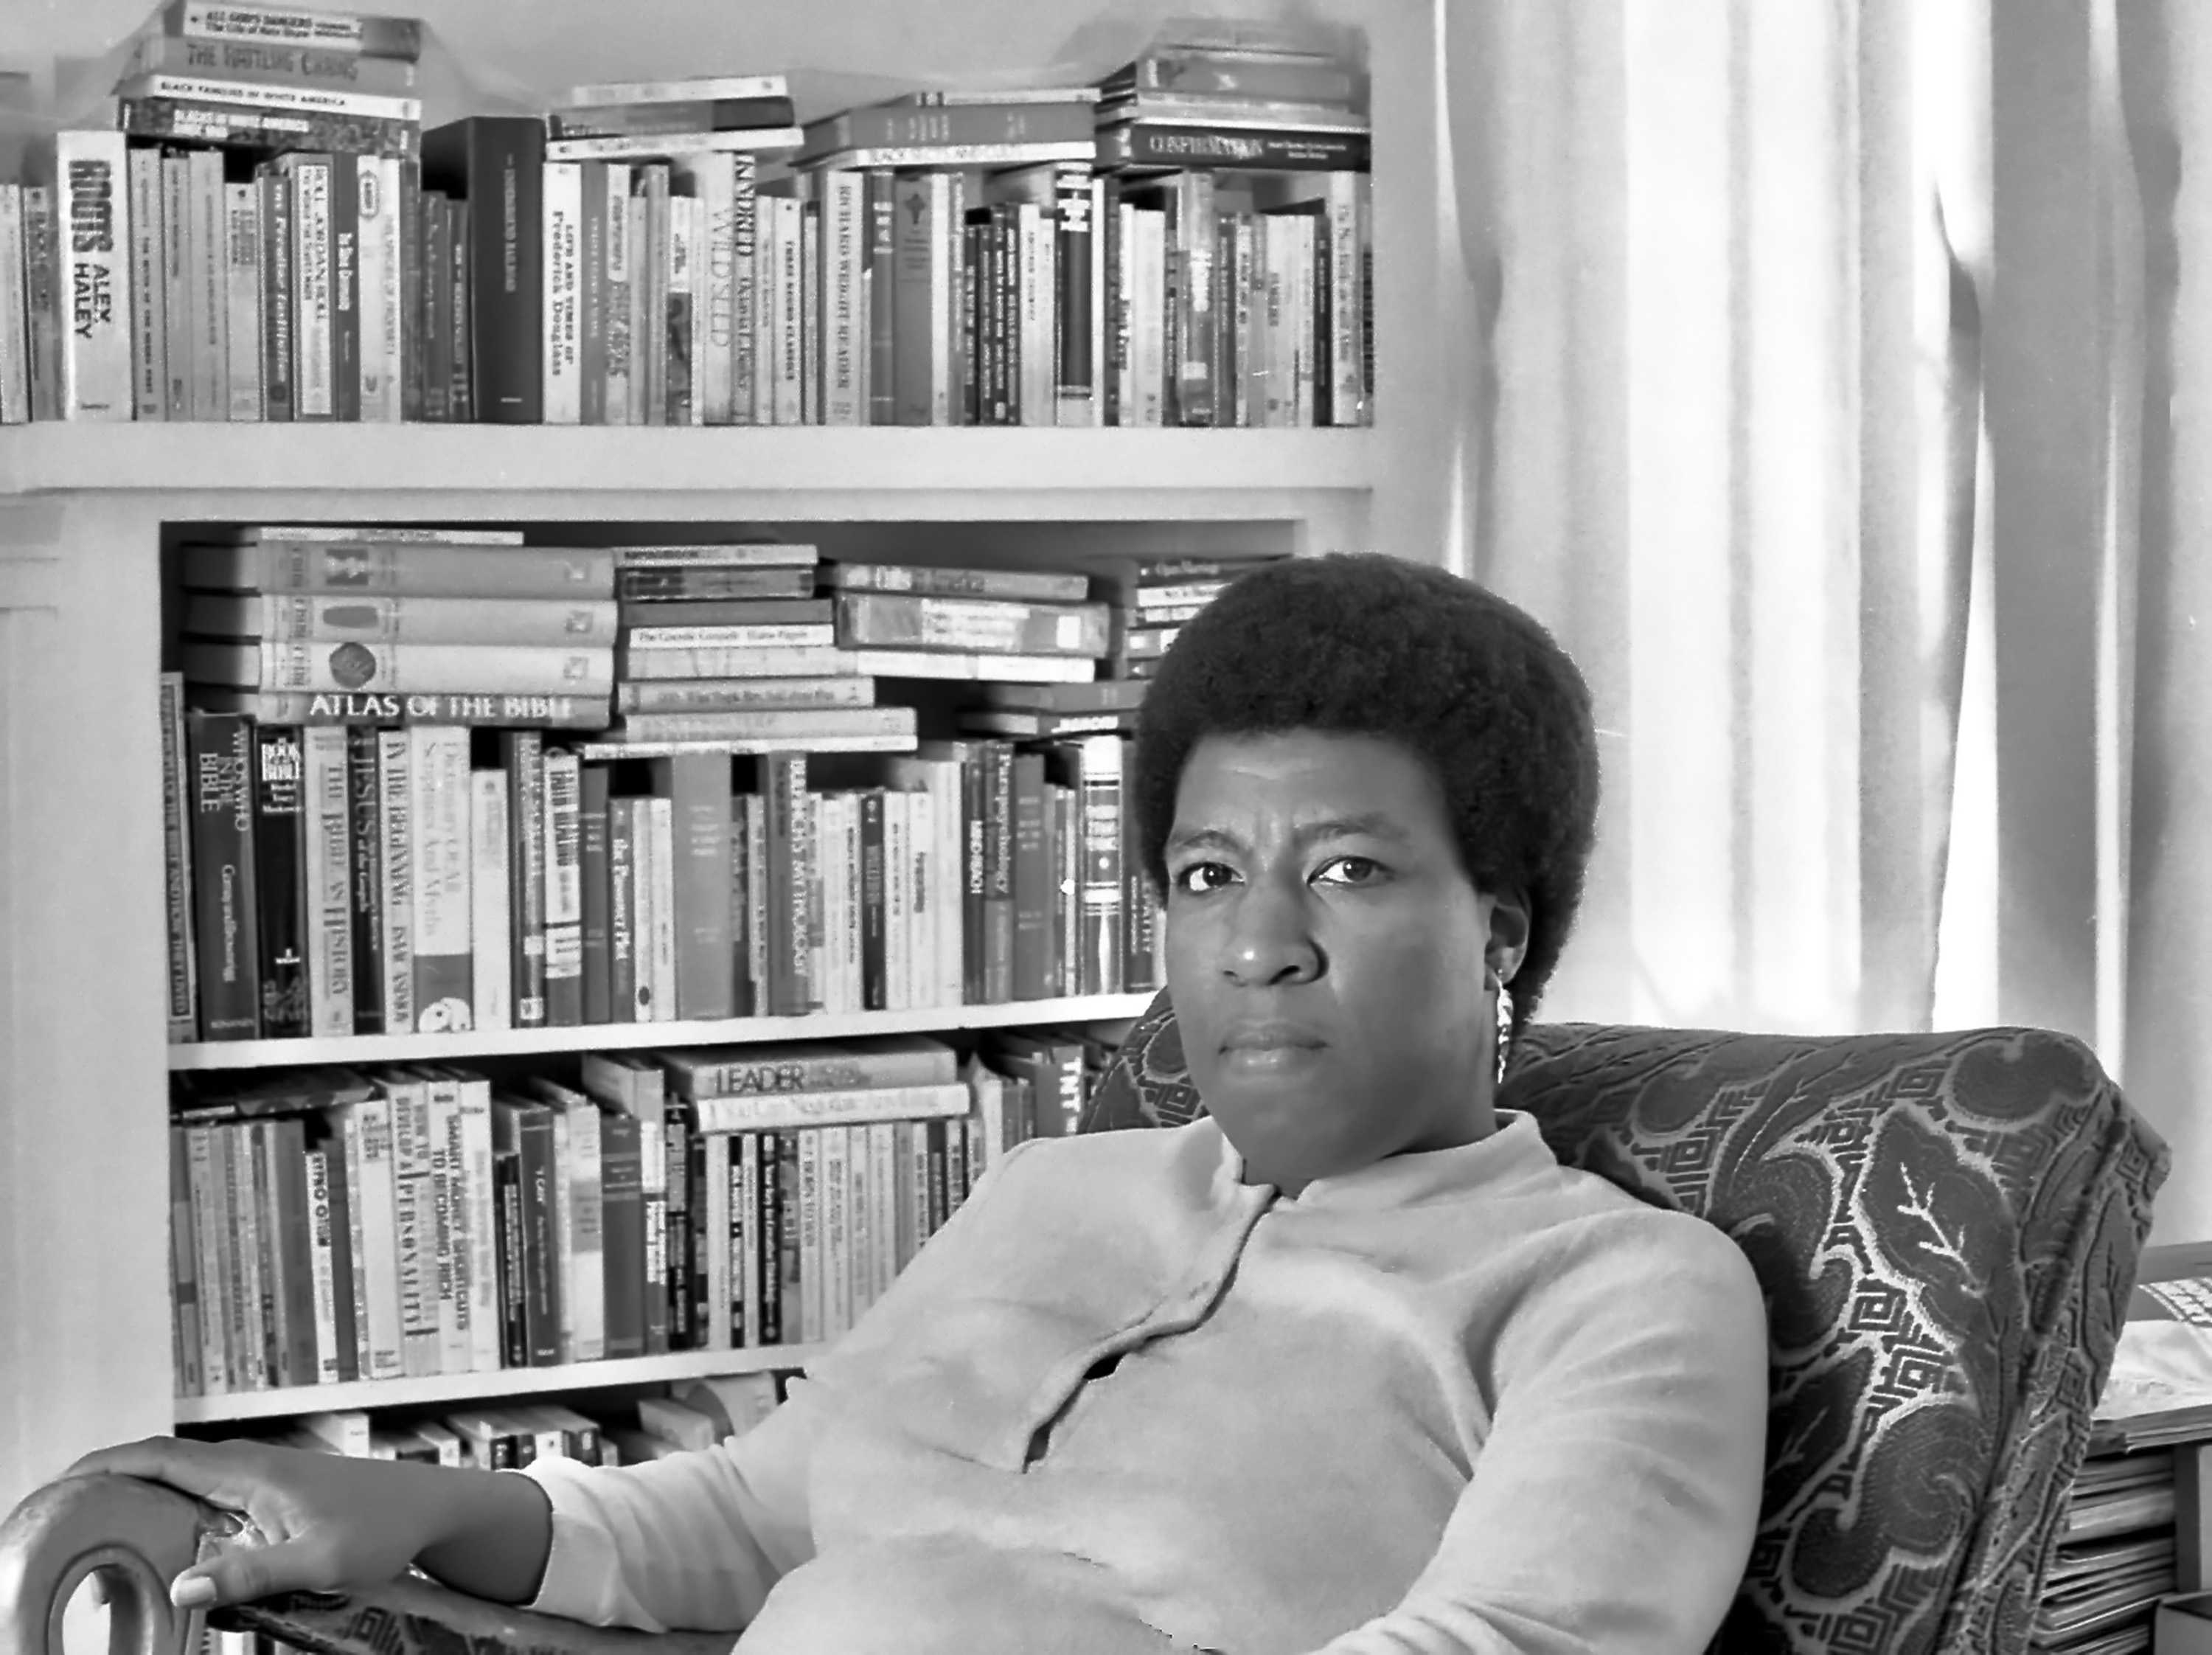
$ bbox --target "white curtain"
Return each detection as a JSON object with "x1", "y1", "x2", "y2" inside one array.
[{"x1": 1441, "y1": 0, "x2": 1983, "y2": 1038}]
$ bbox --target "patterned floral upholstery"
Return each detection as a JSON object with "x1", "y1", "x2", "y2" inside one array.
[{"x1": 1079, "y1": 996, "x2": 2170, "y2": 1655}]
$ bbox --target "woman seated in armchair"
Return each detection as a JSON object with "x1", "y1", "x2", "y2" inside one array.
[{"x1": 74, "y1": 552, "x2": 1770, "y2": 1654}]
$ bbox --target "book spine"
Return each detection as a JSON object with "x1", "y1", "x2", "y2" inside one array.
[
  {"x1": 665, "y1": 193, "x2": 696, "y2": 426},
  {"x1": 655, "y1": 753, "x2": 735, "y2": 1020},
  {"x1": 458, "y1": 1082, "x2": 501, "y2": 1372},
  {"x1": 353, "y1": 1097, "x2": 403, "y2": 1380},
  {"x1": 258, "y1": 164, "x2": 296, "y2": 421},
  {"x1": 318, "y1": 1115, "x2": 359, "y2": 1381},
  {"x1": 576, "y1": 161, "x2": 605, "y2": 424},
  {"x1": 0, "y1": 190, "x2": 39, "y2": 422},
  {"x1": 504, "y1": 731, "x2": 547, "y2": 1027},
  {"x1": 1103, "y1": 123, "x2": 1370, "y2": 172},
  {"x1": 860, "y1": 789, "x2": 887, "y2": 1010},
  {"x1": 448, "y1": 196, "x2": 471, "y2": 418},
  {"x1": 701, "y1": 157, "x2": 745, "y2": 423},
  {"x1": 820, "y1": 168, "x2": 861, "y2": 425},
  {"x1": 864, "y1": 170, "x2": 896, "y2": 424},
  {"x1": 114, "y1": 95, "x2": 419, "y2": 157},
  {"x1": 580, "y1": 763, "x2": 611, "y2": 1024},
  {"x1": 800, "y1": 192, "x2": 821, "y2": 426},
  {"x1": 223, "y1": 180, "x2": 264, "y2": 418},
  {"x1": 421, "y1": 187, "x2": 450, "y2": 419},
  {"x1": 830, "y1": 591, "x2": 1106, "y2": 657},
  {"x1": 216, "y1": 639, "x2": 613, "y2": 695},
  {"x1": 185, "y1": 1127, "x2": 229, "y2": 1392},
  {"x1": 600, "y1": 162, "x2": 632, "y2": 424},
  {"x1": 166, "y1": 1, "x2": 425, "y2": 61},
  {"x1": 160, "y1": 675, "x2": 199, "y2": 1041},
  {"x1": 932, "y1": 171, "x2": 960, "y2": 426},
  {"x1": 982, "y1": 743, "x2": 1014, "y2": 1005},
  {"x1": 329, "y1": 156, "x2": 360, "y2": 420},
  {"x1": 541, "y1": 159, "x2": 582, "y2": 424},
  {"x1": 344, "y1": 726, "x2": 383, "y2": 1032},
  {"x1": 375, "y1": 728, "x2": 415, "y2": 1033},
  {"x1": 636, "y1": 164, "x2": 667, "y2": 424},
  {"x1": 541, "y1": 746, "x2": 584, "y2": 1026},
  {"x1": 444, "y1": 117, "x2": 543, "y2": 423},
  {"x1": 51, "y1": 131, "x2": 134, "y2": 419},
  {"x1": 607, "y1": 797, "x2": 639, "y2": 1023},
  {"x1": 1077, "y1": 736, "x2": 1125, "y2": 995},
  {"x1": 645, "y1": 797, "x2": 679, "y2": 1021},
  {"x1": 467, "y1": 767, "x2": 513, "y2": 1031},
  {"x1": 286, "y1": 154, "x2": 336, "y2": 419},
  {"x1": 160, "y1": 153, "x2": 190, "y2": 417},
  {"x1": 426, "y1": 1080, "x2": 466, "y2": 1373},
  {"x1": 1055, "y1": 167, "x2": 1093, "y2": 425},
  {"x1": 276, "y1": 1120, "x2": 320, "y2": 1387},
  {"x1": 188, "y1": 149, "x2": 226, "y2": 420},
  {"x1": 131, "y1": 32, "x2": 420, "y2": 91},
  {"x1": 125, "y1": 150, "x2": 164, "y2": 420},
  {"x1": 251, "y1": 726, "x2": 310, "y2": 1038},
  {"x1": 21, "y1": 184, "x2": 62, "y2": 422},
  {"x1": 762, "y1": 754, "x2": 811, "y2": 1016},
  {"x1": 363, "y1": 153, "x2": 403, "y2": 420},
  {"x1": 302, "y1": 724, "x2": 355, "y2": 1038},
  {"x1": 773, "y1": 196, "x2": 802, "y2": 425},
  {"x1": 599, "y1": 1111, "x2": 644, "y2": 1359},
  {"x1": 408, "y1": 725, "x2": 475, "y2": 1030},
  {"x1": 1020, "y1": 201, "x2": 1051, "y2": 428},
  {"x1": 168, "y1": 1125, "x2": 202, "y2": 1397},
  {"x1": 388, "y1": 1081, "x2": 438, "y2": 1375},
  {"x1": 890, "y1": 173, "x2": 931, "y2": 426}
]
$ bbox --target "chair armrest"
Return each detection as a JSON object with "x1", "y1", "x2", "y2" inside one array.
[{"x1": 1, "y1": 1474, "x2": 732, "y2": 1655}]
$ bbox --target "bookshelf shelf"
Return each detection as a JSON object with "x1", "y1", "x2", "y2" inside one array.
[
  {"x1": 167, "y1": 991, "x2": 1158, "y2": 1071},
  {"x1": 0, "y1": 423, "x2": 1380, "y2": 507},
  {"x1": 173, "y1": 1344, "x2": 827, "y2": 1426}
]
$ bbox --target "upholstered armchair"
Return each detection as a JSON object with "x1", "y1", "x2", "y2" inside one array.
[{"x1": 0, "y1": 1007, "x2": 2168, "y2": 1655}]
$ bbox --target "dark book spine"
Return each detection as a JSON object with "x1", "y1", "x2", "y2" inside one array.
[
  {"x1": 1104, "y1": 123, "x2": 1370, "y2": 172},
  {"x1": 494, "y1": 1142, "x2": 526, "y2": 1367},
  {"x1": 891, "y1": 174, "x2": 931, "y2": 426},
  {"x1": 423, "y1": 190, "x2": 453, "y2": 420},
  {"x1": 1214, "y1": 212, "x2": 1238, "y2": 428},
  {"x1": 1009, "y1": 752, "x2": 1050, "y2": 999},
  {"x1": 961, "y1": 215, "x2": 981, "y2": 426},
  {"x1": 757, "y1": 1128, "x2": 783, "y2": 1347},
  {"x1": 516, "y1": 1108, "x2": 561, "y2": 1365},
  {"x1": 258, "y1": 165, "x2": 295, "y2": 422},
  {"x1": 579, "y1": 763, "x2": 611, "y2": 1024},
  {"x1": 663, "y1": 1111, "x2": 691, "y2": 1348},
  {"x1": 578, "y1": 161, "x2": 607, "y2": 426},
  {"x1": 662, "y1": 752, "x2": 735, "y2": 1020},
  {"x1": 317, "y1": 1114, "x2": 360, "y2": 1382},
  {"x1": 607, "y1": 795, "x2": 639, "y2": 1022},
  {"x1": 251, "y1": 726, "x2": 309, "y2": 1038},
  {"x1": 421, "y1": 117, "x2": 544, "y2": 422},
  {"x1": 1052, "y1": 785, "x2": 1077, "y2": 997},
  {"x1": 329, "y1": 154, "x2": 361, "y2": 423},
  {"x1": 764, "y1": 754, "x2": 811, "y2": 1017},
  {"x1": 598, "y1": 1111, "x2": 644, "y2": 1360},
  {"x1": 344, "y1": 726, "x2": 384, "y2": 1034},
  {"x1": 776, "y1": 1134, "x2": 801, "y2": 1339},
  {"x1": 728, "y1": 799, "x2": 754, "y2": 1017},
  {"x1": 503, "y1": 731, "x2": 547, "y2": 1027},
  {"x1": 448, "y1": 197, "x2": 473, "y2": 420},
  {"x1": 274, "y1": 1117, "x2": 319, "y2": 1387},
  {"x1": 685, "y1": 1115, "x2": 709, "y2": 1346},
  {"x1": 1121, "y1": 783, "x2": 1158, "y2": 993},
  {"x1": 1054, "y1": 167, "x2": 1092, "y2": 423},
  {"x1": 959, "y1": 747, "x2": 987, "y2": 1004},
  {"x1": 865, "y1": 168, "x2": 897, "y2": 425},
  {"x1": 926, "y1": 1118, "x2": 950, "y2": 1237},
  {"x1": 983, "y1": 740, "x2": 1015, "y2": 1006},
  {"x1": 858, "y1": 788, "x2": 887, "y2": 1010},
  {"x1": 114, "y1": 97, "x2": 419, "y2": 158},
  {"x1": 398, "y1": 157, "x2": 425, "y2": 422}
]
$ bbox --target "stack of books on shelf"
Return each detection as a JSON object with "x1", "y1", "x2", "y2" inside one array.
[
  {"x1": 0, "y1": 2, "x2": 1373, "y2": 429},
  {"x1": 165, "y1": 1034, "x2": 1105, "y2": 1400}
]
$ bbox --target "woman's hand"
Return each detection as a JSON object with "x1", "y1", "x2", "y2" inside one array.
[{"x1": 63, "y1": 1435, "x2": 458, "y2": 1611}]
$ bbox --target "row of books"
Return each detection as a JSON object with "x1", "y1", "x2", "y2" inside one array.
[
  {"x1": 1, "y1": 7, "x2": 1373, "y2": 426},
  {"x1": 167, "y1": 1027, "x2": 1119, "y2": 1398},
  {"x1": 166, "y1": 700, "x2": 1161, "y2": 1043}
]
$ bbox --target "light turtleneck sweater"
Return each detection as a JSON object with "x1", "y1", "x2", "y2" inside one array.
[{"x1": 518, "y1": 1109, "x2": 1769, "y2": 1654}]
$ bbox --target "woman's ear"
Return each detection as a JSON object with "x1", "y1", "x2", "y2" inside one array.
[{"x1": 1483, "y1": 887, "x2": 1531, "y2": 985}]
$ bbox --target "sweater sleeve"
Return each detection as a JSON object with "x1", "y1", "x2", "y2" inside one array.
[
  {"x1": 512, "y1": 1378, "x2": 821, "y2": 1634},
  {"x1": 1306, "y1": 1216, "x2": 1770, "y2": 1655}
]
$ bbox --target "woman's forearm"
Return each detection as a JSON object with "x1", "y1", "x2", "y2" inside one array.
[{"x1": 411, "y1": 1465, "x2": 555, "y2": 1606}]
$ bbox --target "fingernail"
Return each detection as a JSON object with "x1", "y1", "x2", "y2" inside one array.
[{"x1": 172, "y1": 1576, "x2": 215, "y2": 1609}]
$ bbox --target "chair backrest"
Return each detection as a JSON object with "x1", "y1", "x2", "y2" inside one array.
[{"x1": 1079, "y1": 997, "x2": 2169, "y2": 1655}]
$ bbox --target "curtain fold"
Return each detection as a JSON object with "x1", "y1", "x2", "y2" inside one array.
[{"x1": 1444, "y1": 0, "x2": 1966, "y2": 1038}]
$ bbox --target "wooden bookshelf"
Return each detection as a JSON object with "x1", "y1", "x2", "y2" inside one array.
[
  {"x1": 174, "y1": 1345, "x2": 826, "y2": 1426},
  {"x1": 170, "y1": 992, "x2": 1158, "y2": 1071},
  {"x1": 0, "y1": 0, "x2": 1450, "y2": 1511}
]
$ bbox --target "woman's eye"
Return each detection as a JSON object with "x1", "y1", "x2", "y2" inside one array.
[
  {"x1": 1315, "y1": 856, "x2": 1385, "y2": 887},
  {"x1": 1172, "y1": 862, "x2": 1238, "y2": 896}
]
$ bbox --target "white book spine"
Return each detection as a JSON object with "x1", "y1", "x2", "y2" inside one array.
[
  {"x1": 542, "y1": 159, "x2": 582, "y2": 424},
  {"x1": 796, "y1": 1128, "x2": 822, "y2": 1345},
  {"x1": 799, "y1": 180, "x2": 818, "y2": 425},
  {"x1": 1134, "y1": 209, "x2": 1166, "y2": 427},
  {"x1": 186, "y1": 1127, "x2": 229, "y2": 1393},
  {"x1": 925, "y1": 172, "x2": 953, "y2": 426},
  {"x1": 899, "y1": 783, "x2": 936, "y2": 1009},
  {"x1": 387, "y1": 1080, "x2": 439, "y2": 1376},
  {"x1": 691, "y1": 1080, "x2": 972, "y2": 1136},
  {"x1": 160, "y1": 153, "x2": 192, "y2": 416},
  {"x1": 933, "y1": 764, "x2": 962, "y2": 1005},
  {"x1": 695, "y1": 158, "x2": 737, "y2": 423},
  {"x1": 548, "y1": 1105, "x2": 576, "y2": 1361},
  {"x1": 468, "y1": 769, "x2": 513, "y2": 1032},
  {"x1": 302, "y1": 724, "x2": 355, "y2": 1038},
  {"x1": 408, "y1": 725, "x2": 473, "y2": 1032},
  {"x1": 458, "y1": 1078, "x2": 502, "y2": 1372},
  {"x1": 126, "y1": 150, "x2": 164, "y2": 419},
  {"x1": 823, "y1": 1125, "x2": 853, "y2": 1338},
  {"x1": 353, "y1": 154, "x2": 399, "y2": 421},
  {"x1": 623, "y1": 192, "x2": 649, "y2": 426},
  {"x1": 375, "y1": 729, "x2": 414, "y2": 1033},
  {"x1": 128, "y1": 72, "x2": 422, "y2": 122},
  {"x1": 822, "y1": 169, "x2": 863, "y2": 426},
  {"x1": 426, "y1": 1078, "x2": 467, "y2": 1374},
  {"x1": 0, "y1": 186, "x2": 27, "y2": 423},
  {"x1": 743, "y1": 794, "x2": 769, "y2": 1005},
  {"x1": 773, "y1": 195, "x2": 801, "y2": 426},
  {"x1": 540, "y1": 746, "x2": 582, "y2": 1013},
  {"x1": 189, "y1": 148, "x2": 226, "y2": 420},
  {"x1": 352, "y1": 1096, "x2": 404, "y2": 1380},
  {"x1": 303, "y1": 1145, "x2": 341, "y2": 1384},
  {"x1": 290, "y1": 156, "x2": 334, "y2": 418},
  {"x1": 222, "y1": 181, "x2": 263, "y2": 420},
  {"x1": 159, "y1": 673, "x2": 198, "y2": 1041},
  {"x1": 51, "y1": 131, "x2": 133, "y2": 419},
  {"x1": 337, "y1": 1107, "x2": 371, "y2": 1380},
  {"x1": 568, "y1": 1100, "x2": 605, "y2": 1362},
  {"x1": 646, "y1": 795, "x2": 678, "y2": 1020}
]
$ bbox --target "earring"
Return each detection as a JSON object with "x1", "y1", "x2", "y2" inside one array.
[{"x1": 1493, "y1": 976, "x2": 1514, "y2": 1087}]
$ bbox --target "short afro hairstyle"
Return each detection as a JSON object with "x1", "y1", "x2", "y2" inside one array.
[{"x1": 1132, "y1": 552, "x2": 1601, "y2": 1035}]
